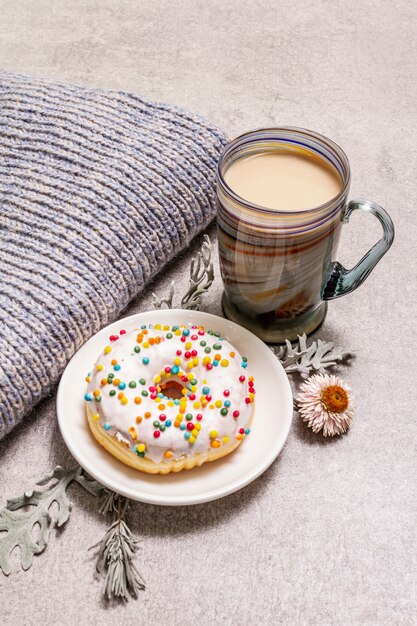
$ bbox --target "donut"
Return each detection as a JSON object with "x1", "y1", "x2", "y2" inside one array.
[{"x1": 84, "y1": 323, "x2": 255, "y2": 474}]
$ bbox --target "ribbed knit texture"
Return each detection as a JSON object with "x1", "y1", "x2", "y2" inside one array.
[{"x1": 0, "y1": 71, "x2": 227, "y2": 440}]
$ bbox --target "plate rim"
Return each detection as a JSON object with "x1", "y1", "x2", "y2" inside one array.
[{"x1": 57, "y1": 309, "x2": 293, "y2": 506}]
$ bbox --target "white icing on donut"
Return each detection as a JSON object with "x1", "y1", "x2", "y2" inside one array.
[{"x1": 85, "y1": 324, "x2": 254, "y2": 464}]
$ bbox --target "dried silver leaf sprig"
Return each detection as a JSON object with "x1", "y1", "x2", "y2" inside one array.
[
  {"x1": 0, "y1": 466, "x2": 103, "y2": 575},
  {"x1": 152, "y1": 280, "x2": 175, "y2": 310},
  {"x1": 273, "y1": 333, "x2": 353, "y2": 377},
  {"x1": 152, "y1": 234, "x2": 214, "y2": 310},
  {"x1": 181, "y1": 234, "x2": 214, "y2": 310},
  {"x1": 93, "y1": 491, "x2": 145, "y2": 601}
]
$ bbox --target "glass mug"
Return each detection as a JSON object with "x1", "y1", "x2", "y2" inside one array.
[{"x1": 216, "y1": 127, "x2": 395, "y2": 343}]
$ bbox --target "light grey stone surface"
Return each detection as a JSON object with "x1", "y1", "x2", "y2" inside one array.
[{"x1": 0, "y1": 1, "x2": 415, "y2": 624}]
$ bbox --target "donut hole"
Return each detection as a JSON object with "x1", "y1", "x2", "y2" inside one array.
[{"x1": 160, "y1": 380, "x2": 185, "y2": 400}]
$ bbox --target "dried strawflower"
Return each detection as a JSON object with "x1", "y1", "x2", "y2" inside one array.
[{"x1": 296, "y1": 374, "x2": 354, "y2": 437}]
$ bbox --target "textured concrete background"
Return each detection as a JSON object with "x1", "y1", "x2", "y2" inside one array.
[{"x1": 0, "y1": 1, "x2": 416, "y2": 624}]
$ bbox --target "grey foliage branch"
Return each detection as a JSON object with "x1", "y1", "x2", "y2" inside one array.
[
  {"x1": 152, "y1": 234, "x2": 214, "y2": 311},
  {"x1": 0, "y1": 466, "x2": 103, "y2": 576},
  {"x1": 273, "y1": 334, "x2": 353, "y2": 377},
  {"x1": 152, "y1": 281, "x2": 175, "y2": 310},
  {"x1": 181, "y1": 235, "x2": 214, "y2": 310},
  {"x1": 93, "y1": 491, "x2": 145, "y2": 601}
]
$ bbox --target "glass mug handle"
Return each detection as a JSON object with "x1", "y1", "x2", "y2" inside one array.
[{"x1": 321, "y1": 200, "x2": 395, "y2": 300}]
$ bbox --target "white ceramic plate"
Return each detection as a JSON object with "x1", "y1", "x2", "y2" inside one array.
[{"x1": 57, "y1": 309, "x2": 293, "y2": 506}]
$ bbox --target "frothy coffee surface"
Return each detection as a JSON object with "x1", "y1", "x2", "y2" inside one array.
[{"x1": 224, "y1": 151, "x2": 342, "y2": 211}]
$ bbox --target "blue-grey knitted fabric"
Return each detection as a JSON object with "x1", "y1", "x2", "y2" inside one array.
[{"x1": 0, "y1": 71, "x2": 226, "y2": 440}]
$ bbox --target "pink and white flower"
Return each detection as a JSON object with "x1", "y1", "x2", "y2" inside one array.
[{"x1": 296, "y1": 374, "x2": 354, "y2": 437}]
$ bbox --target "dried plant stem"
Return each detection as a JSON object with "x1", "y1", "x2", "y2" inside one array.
[
  {"x1": 0, "y1": 466, "x2": 102, "y2": 576},
  {"x1": 181, "y1": 235, "x2": 214, "y2": 310},
  {"x1": 94, "y1": 491, "x2": 145, "y2": 601},
  {"x1": 152, "y1": 280, "x2": 175, "y2": 310},
  {"x1": 273, "y1": 334, "x2": 353, "y2": 377},
  {"x1": 152, "y1": 234, "x2": 214, "y2": 311}
]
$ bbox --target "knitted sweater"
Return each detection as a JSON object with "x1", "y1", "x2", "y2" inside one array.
[{"x1": 0, "y1": 71, "x2": 227, "y2": 440}]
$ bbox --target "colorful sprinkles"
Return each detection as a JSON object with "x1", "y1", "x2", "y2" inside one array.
[{"x1": 85, "y1": 324, "x2": 254, "y2": 462}]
